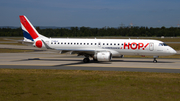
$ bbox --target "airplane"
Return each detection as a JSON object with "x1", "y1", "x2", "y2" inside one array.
[{"x1": 19, "y1": 15, "x2": 177, "y2": 63}]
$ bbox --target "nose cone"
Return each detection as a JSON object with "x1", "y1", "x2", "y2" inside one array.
[{"x1": 170, "y1": 48, "x2": 177, "y2": 54}]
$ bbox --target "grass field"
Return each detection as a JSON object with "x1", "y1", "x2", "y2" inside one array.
[
  {"x1": 0, "y1": 48, "x2": 34, "y2": 53},
  {"x1": 0, "y1": 69, "x2": 180, "y2": 101},
  {"x1": 166, "y1": 43, "x2": 180, "y2": 50}
]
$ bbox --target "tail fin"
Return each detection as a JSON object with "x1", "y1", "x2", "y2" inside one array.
[{"x1": 19, "y1": 15, "x2": 48, "y2": 41}]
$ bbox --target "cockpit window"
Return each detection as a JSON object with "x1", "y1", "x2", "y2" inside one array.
[
  {"x1": 163, "y1": 43, "x2": 168, "y2": 46},
  {"x1": 159, "y1": 43, "x2": 163, "y2": 46},
  {"x1": 159, "y1": 43, "x2": 168, "y2": 46}
]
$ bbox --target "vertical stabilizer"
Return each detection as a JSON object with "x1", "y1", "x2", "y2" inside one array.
[{"x1": 19, "y1": 15, "x2": 48, "y2": 41}]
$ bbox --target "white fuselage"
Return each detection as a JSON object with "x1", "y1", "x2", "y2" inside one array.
[{"x1": 41, "y1": 38, "x2": 176, "y2": 56}]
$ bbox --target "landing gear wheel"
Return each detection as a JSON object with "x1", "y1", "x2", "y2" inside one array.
[
  {"x1": 93, "y1": 58, "x2": 98, "y2": 61},
  {"x1": 153, "y1": 58, "x2": 157, "y2": 63},
  {"x1": 83, "y1": 58, "x2": 90, "y2": 63}
]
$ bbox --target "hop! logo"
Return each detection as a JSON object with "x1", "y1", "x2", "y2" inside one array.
[{"x1": 124, "y1": 42, "x2": 149, "y2": 50}]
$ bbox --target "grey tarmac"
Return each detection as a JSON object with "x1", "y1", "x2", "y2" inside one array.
[{"x1": 0, "y1": 52, "x2": 180, "y2": 73}]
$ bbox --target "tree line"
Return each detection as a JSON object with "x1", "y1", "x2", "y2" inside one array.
[{"x1": 0, "y1": 26, "x2": 180, "y2": 37}]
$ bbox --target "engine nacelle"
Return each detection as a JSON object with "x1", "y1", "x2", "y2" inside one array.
[{"x1": 95, "y1": 52, "x2": 112, "y2": 61}]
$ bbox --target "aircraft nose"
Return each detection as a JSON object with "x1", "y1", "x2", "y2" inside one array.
[{"x1": 170, "y1": 48, "x2": 177, "y2": 54}]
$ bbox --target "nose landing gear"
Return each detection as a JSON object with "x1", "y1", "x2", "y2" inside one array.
[
  {"x1": 153, "y1": 56, "x2": 159, "y2": 63},
  {"x1": 153, "y1": 58, "x2": 157, "y2": 63}
]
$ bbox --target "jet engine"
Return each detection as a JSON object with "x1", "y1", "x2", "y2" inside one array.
[{"x1": 94, "y1": 52, "x2": 112, "y2": 61}]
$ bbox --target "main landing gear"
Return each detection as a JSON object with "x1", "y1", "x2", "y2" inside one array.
[
  {"x1": 83, "y1": 57, "x2": 98, "y2": 63},
  {"x1": 83, "y1": 58, "x2": 90, "y2": 63}
]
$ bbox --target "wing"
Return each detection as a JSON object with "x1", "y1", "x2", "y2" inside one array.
[
  {"x1": 41, "y1": 39, "x2": 95, "y2": 55},
  {"x1": 58, "y1": 49, "x2": 95, "y2": 55}
]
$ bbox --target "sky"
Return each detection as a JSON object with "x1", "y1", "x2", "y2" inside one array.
[{"x1": 1, "y1": 0, "x2": 180, "y2": 28}]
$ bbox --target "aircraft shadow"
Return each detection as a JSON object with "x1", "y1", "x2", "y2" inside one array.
[
  {"x1": 12, "y1": 58, "x2": 174, "y2": 63},
  {"x1": 53, "y1": 60, "x2": 112, "y2": 67},
  {"x1": 111, "y1": 60, "x2": 174, "y2": 63},
  {"x1": 53, "y1": 59, "x2": 174, "y2": 67},
  {"x1": 12, "y1": 58, "x2": 174, "y2": 67}
]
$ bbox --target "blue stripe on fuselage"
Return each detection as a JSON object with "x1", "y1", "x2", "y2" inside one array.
[{"x1": 22, "y1": 30, "x2": 34, "y2": 41}]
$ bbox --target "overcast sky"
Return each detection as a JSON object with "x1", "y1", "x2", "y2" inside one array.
[{"x1": 1, "y1": 0, "x2": 180, "y2": 28}]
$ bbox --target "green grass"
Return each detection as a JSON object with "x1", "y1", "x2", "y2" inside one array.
[
  {"x1": 0, "y1": 48, "x2": 34, "y2": 53},
  {"x1": 167, "y1": 43, "x2": 180, "y2": 50},
  {"x1": 0, "y1": 43, "x2": 25, "y2": 45},
  {"x1": 155, "y1": 38, "x2": 180, "y2": 42},
  {"x1": 0, "y1": 37, "x2": 23, "y2": 41},
  {"x1": 0, "y1": 37, "x2": 25, "y2": 46},
  {"x1": 0, "y1": 69, "x2": 180, "y2": 101}
]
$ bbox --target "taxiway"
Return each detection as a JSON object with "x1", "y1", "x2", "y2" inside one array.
[{"x1": 0, "y1": 52, "x2": 180, "y2": 73}]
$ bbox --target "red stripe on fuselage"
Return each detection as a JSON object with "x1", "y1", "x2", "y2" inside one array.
[{"x1": 19, "y1": 15, "x2": 38, "y2": 39}]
